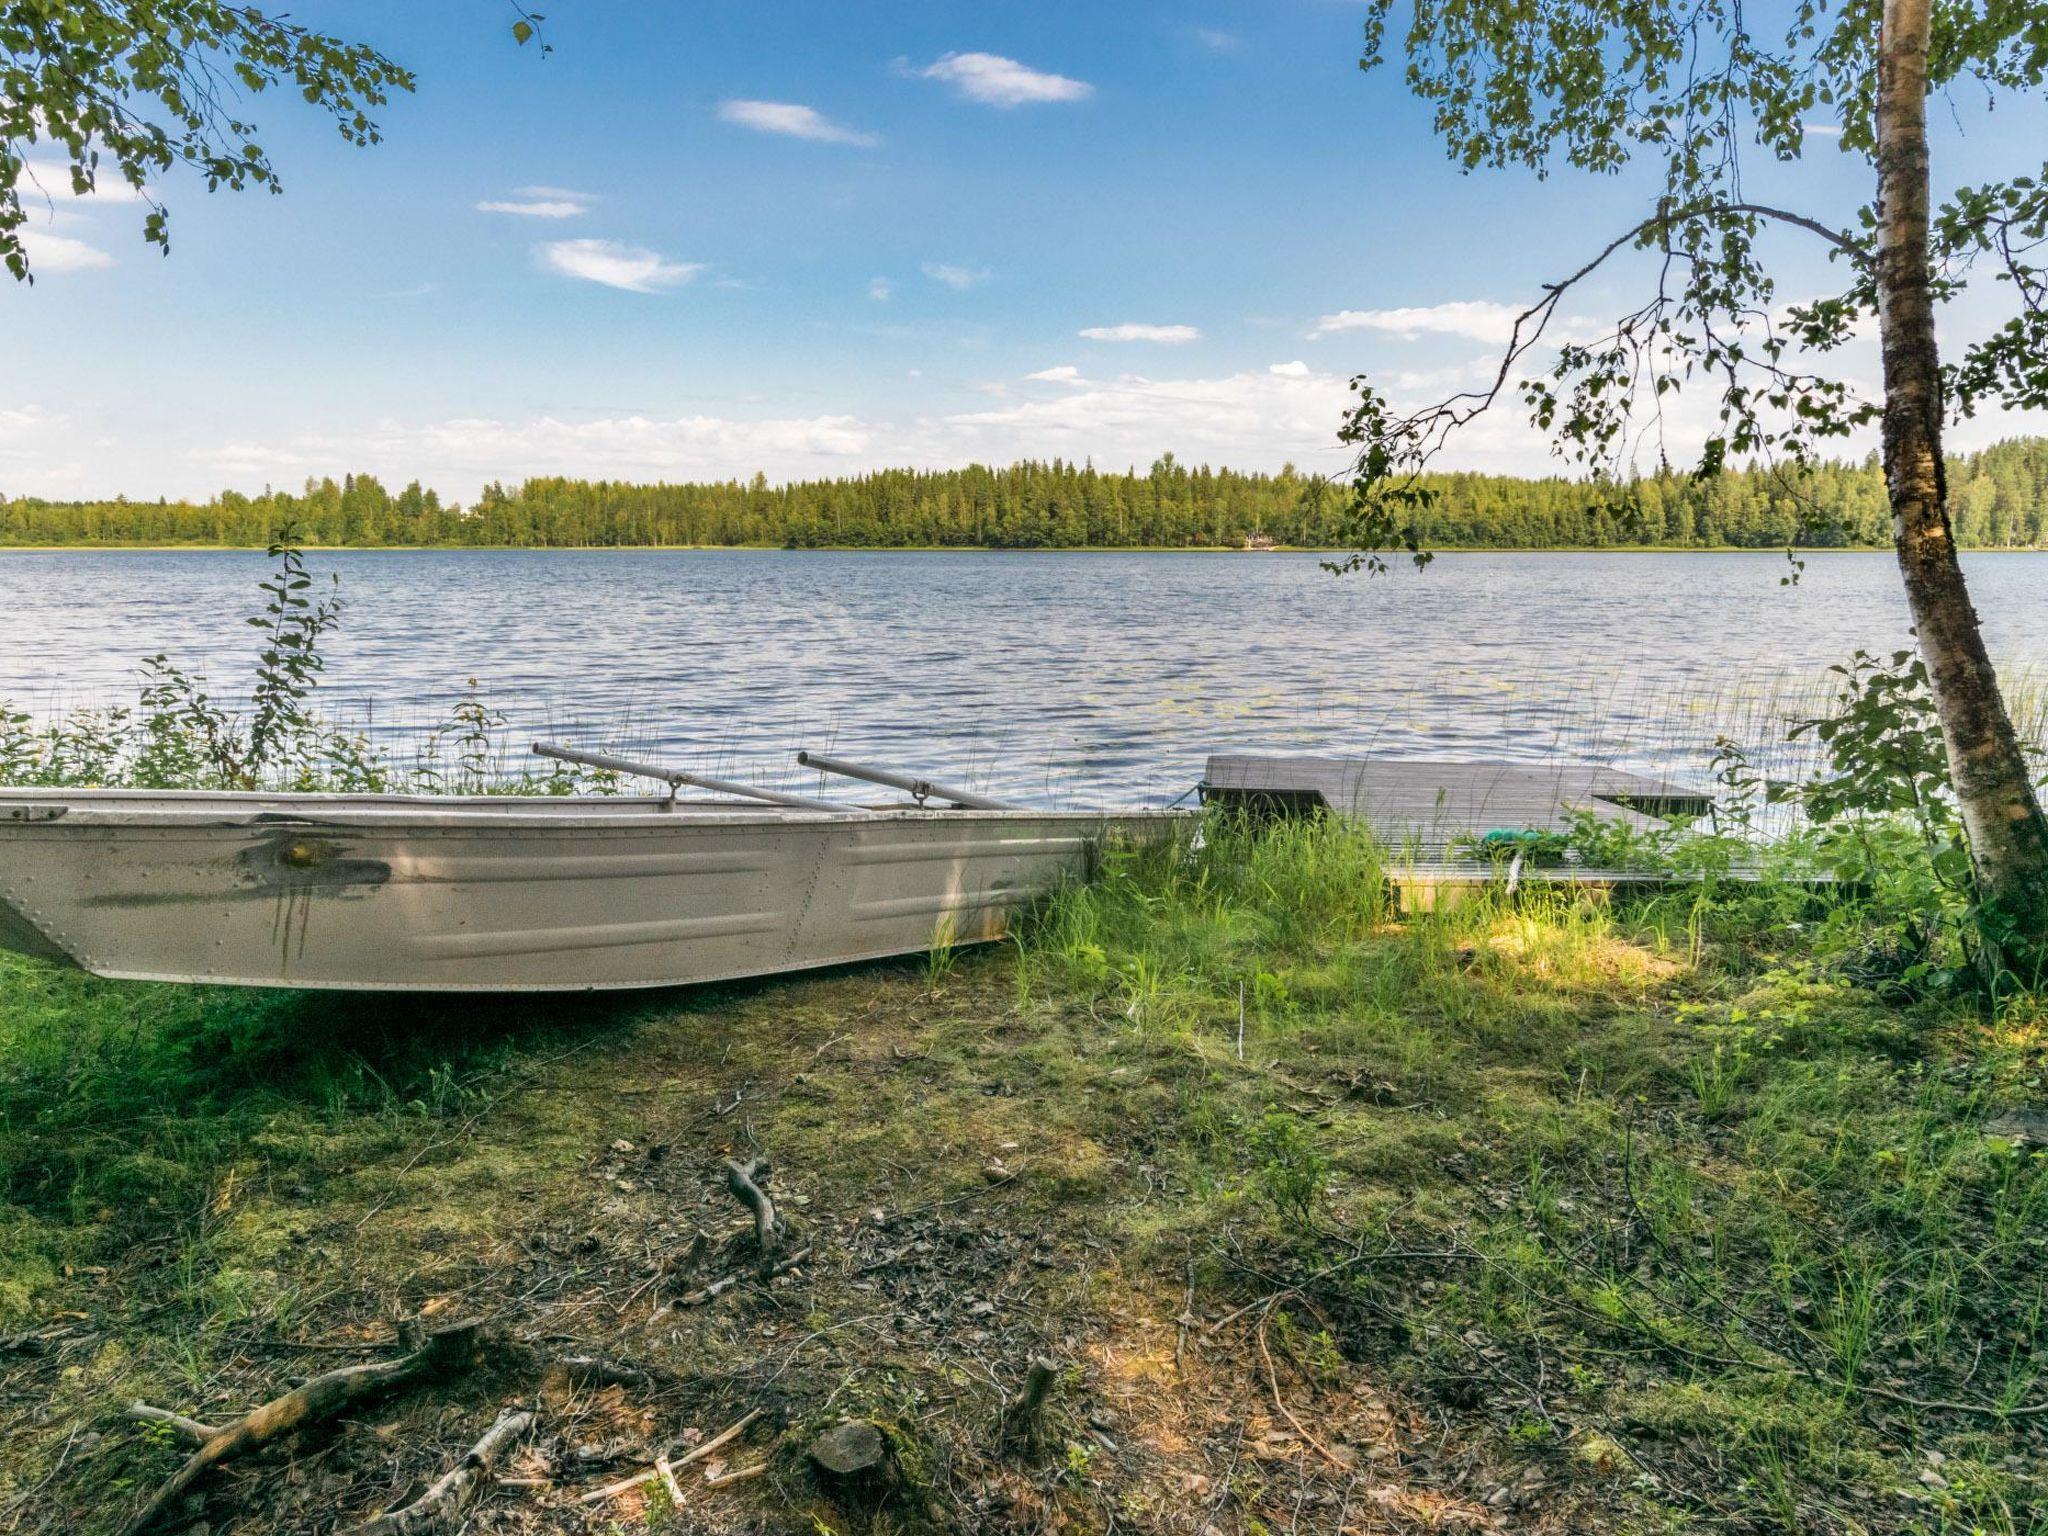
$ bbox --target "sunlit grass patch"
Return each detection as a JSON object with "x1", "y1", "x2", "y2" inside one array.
[{"x1": 1, "y1": 808, "x2": 2043, "y2": 1533}]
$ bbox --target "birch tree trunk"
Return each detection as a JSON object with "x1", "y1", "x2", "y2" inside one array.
[{"x1": 1875, "y1": 0, "x2": 2048, "y2": 958}]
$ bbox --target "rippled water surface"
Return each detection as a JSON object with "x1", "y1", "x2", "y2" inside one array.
[{"x1": 4, "y1": 549, "x2": 2047, "y2": 804}]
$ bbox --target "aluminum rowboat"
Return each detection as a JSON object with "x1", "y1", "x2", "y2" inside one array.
[{"x1": 0, "y1": 787, "x2": 1181, "y2": 992}]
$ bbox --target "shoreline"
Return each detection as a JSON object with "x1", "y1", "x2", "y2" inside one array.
[{"x1": 5, "y1": 542, "x2": 2047, "y2": 555}]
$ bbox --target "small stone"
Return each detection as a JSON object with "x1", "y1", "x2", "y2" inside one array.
[{"x1": 1984, "y1": 1109, "x2": 2048, "y2": 1145}]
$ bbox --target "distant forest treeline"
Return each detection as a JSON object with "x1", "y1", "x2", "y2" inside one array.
[{"x1": 7, "y1": 439, "x2": 2048, "y2": 550}]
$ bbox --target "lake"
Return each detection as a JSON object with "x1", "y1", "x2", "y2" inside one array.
[{"x1": 4, "y1": 549, "x2": 2047, "y2": 805}]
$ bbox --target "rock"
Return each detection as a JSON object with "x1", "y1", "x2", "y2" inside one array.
[
  {"x1": 1984, "y1": 1108, "x2": 2048, "y2": 1145},
  {"x1": 810, "y1": 1419, "x2": 887, "y2": 1479}
]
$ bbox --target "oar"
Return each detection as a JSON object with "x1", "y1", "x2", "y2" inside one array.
[
  {"x1": 532, "y1": 743, "x2": 850, "y2": 812},
  {"x1": 794, "y1": 750, "x2": 1016, "y2": 810}
]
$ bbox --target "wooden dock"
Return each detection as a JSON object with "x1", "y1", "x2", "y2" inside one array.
[{"x1": 1200, "y1": 754, "x2": 1720, "y2": 907}]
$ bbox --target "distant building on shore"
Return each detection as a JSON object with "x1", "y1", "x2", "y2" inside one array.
[{"x1": 1242, "y1": 532, "x2": 1277, "y2": 551}]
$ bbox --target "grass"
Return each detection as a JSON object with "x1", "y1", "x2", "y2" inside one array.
[{"x1": 0, "y1": 814, "x2": 2043, "y2": 1534}]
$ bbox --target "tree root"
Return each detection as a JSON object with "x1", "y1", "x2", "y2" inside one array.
[
  {"x1": 118, "y1": 1321, "x2": 491, "y2": 1536},
  {"x1": 724, "y1": 1157, "x2": 781, "y2": 1266},
  {"x1": 357, "y1": 1407, "x2": 534, "y2": 1535},
  {"x1": 998, "y1": 1357, "x2": 1060, "y2": 1452}
]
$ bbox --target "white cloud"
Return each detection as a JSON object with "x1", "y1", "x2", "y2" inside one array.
[
  {"x1": 1802, "y1": 121, "x2": 1844, "y2": 137},
  {"x1": 19, "y1": 158, "x2": 150, "y2": 203},
  {"x1": 869, "y1": 276, "x2": 892, "y2": 301},
  {"x1": 476, "y1": 196, "x2": 587, "y2": 218},
  {"x1": 1268, "y1": 360, "x2": 1310, "y2": 377},
  {"x1": 189, "y1": 411, "x2": 876, "y2": 489},
  {"x1": 0, "y1": 404, "x2": 56, "y2": 452},
  {"x1": 922, "y1": 262, "x2": 990, "y2": 290},
  {"x1": 1307, "y1": 300, "x2": 1538, "y2": 344},
  {"x1": 941, "y1": 363, "x2": 1353, "y2": 466},
  {"x1": 1079, "y1": 323, "x2": 1202, "y2": 344},
  {"x1": 717, "y1": 99, "x2": 879, "y2": 147},
  {"x1": 917, "y1": 52, "x2": 1093, "y2": 107},
  {"x1": 18, "y1": 229, "x2": 115, "y2": 272},
  {"x1": 1194, "y1": 28, "x2": 1241, "y2": 52},
  {"x1": 536, "y1": 239, "x2": 703, "y2": 293},
  {"x1": 1025, "y1": 365, "x2": 1084, "y2": 383}
]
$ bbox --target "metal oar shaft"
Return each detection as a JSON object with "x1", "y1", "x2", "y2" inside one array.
[
  {"x1": 794, "y1": 751, "x2": 1015, "y2": 810},
  {"x1": 532, "y1": 742, "x2": 849, "y2": 812}
]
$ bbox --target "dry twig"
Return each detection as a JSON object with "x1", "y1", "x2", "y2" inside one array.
[{"x1": 357, "y1": 1407, "x2": 534, "y2": 1535}]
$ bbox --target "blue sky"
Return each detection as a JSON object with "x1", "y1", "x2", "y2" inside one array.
[{"x1": 4, "y1": 0, "x2": 2044, "y2": 502}]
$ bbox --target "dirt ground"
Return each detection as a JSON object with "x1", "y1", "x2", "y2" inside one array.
[{"x1": 0, "y1": 958, "x2": 1590, "y2": 1536}]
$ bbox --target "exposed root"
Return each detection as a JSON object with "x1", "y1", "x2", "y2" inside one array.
[
  {"x1": 998, "y1": 1356, "x2": 1060, "y2": 1452},
  {"x1": 724, "y1": 1157, "x2": 781, "y2": 1266}
]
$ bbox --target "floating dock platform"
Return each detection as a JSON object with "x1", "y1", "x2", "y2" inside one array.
[{"x1": 1200, "y1": 753, "x2": 1720, "y2": 907}]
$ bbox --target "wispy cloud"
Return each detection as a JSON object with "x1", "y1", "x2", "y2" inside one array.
[
  {"x1": 1801, "y1": 120, "x2": 1844, "y2": 137},
  {"x1": 18, "y1": 229, "x2": 116, "y2": 272},
  {"x1": 868, "y1": 276, "x2": 892, "y2": 301},
  {"x1": 916, "y1": 52, "x2": 1092, "y2": 107},
  {"x1": 536, "y1": 238, "x2": 703, "y2": 293},
  {"x1": 717, "y1": 99, "x2": 880, "y2": 147},
  {"x1": 1308, "y1": 300, "x2": 1536, "y2": 344},
  {"x1": 922, "y1": 262, "x2": 990, "y2": 291},
  {"x1": 191, "y1": 412, "x2": 875, "y2": 488},
  {"x1": 1079, "y1": 322, "x2": 1202, "y2": 344},
  {"x1": 19, "y1": 158, "x2": 151, "y2": 203},
  {"x1": 1193, "y1": 27, "x2": 1241, "y2": 53},
  {"x1": 477, "y1": 195, "x2": 587, "y2": 218},
  {"x1": 1025, "y1": 365, "x2": 1084, "y2": 383}
]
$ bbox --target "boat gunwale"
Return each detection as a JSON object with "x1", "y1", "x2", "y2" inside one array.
[{"x1": 0, "y1": 787, "x2": 1189, "y2": 834}]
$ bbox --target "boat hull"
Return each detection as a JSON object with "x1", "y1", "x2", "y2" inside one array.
[{"x1": 0, "y1": 791, "x2": 1181, "y2": 991}]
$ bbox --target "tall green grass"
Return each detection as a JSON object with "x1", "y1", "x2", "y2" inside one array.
[{"x1": 1023, "y1": 812, "x2": 2048, "y2": 1532}]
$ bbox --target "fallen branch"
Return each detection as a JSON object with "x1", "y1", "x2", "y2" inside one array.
[
  {"x1": 724, "y1": 1158, "x2": 781, "y2": 1265},
  {"x1": 121, "y1": 1405, "x2": 223, "y2": 1446},
  {"x1": 655, "y1": 1454, "x2": 686, "y2": 1507},
  {"x1": 118, "y1": 1321, "x2": 489, "y2": 1536},
  {"x1": 357, "y1": 1408, "x2": 534, "y2": 1535},
  {"x1": 703, "y1": 1460, "x2": 769, "y2": 1487},
  {"x1": 672, "y1": 1409, "x2": 764, "y2": 1472},
  {"x1": 998, "y1": 1358, "x2": 1059, "y2": 1451},
  {"x1": 1256, "y1": 1317, "x2": 1346, "y2": 1470},
  {"x1": 678, "y1": 1247, "x2": 813, "y2": 1308},
  {"x1": 579, "y1": 1409, "x2": 764, "y2": 1504}
]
